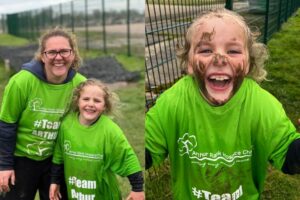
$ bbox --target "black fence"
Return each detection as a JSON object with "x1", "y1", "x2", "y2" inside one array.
[
  {"x1": 0, "y1": 0, "x2": 144, "y2": 57},
  {"x1": 145, "y1": 0, "x2": 300, "y2": 110}
]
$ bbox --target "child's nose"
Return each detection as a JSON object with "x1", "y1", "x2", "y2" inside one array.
[
  {"x1": 87, "y1": 100, "x2": 94, "y2": 106},
  {"x1": 212, "y1": 53, "x2": 227, "y2": 66}
]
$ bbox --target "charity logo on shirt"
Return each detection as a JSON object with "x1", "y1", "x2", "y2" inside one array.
[
  {"x1": 177, "y1": 133, "x2": 252, "y2": 168},
  {"x1": 29, "y1": 98, "x2": 65, "y2": 114},
  {"x1": 64, "y1": 140, "x2": 103, "y2": 161}
]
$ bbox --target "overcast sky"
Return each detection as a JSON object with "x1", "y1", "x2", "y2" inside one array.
[{"x1": 0, "y1": 0, "x2": 144, "y2": 15}]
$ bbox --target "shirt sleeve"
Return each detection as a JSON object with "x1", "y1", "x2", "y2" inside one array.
[
  {"x1": 52, "y1": 124, "x2": 65, "y2": 165},
  {"x1": 0, "y1": 78, "x2": 27, "y2": 123},
  {"x1": 0, "y1": 76, "x2": 27, "y2": 169},
  {"x1": 268, "y1": 104, "x2": 300, "y2": 169},
  {"x1": 145, "y1": 98, "x2": 169, "y2": 167},
  {"x1": 0, "y1": 120, "x2": 17, "y2": 170},
  {"x1": 108, "y1": 126, "x2": 141, "y2": 177}
]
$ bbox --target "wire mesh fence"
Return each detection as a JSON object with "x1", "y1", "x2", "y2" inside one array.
[
  {"x1": 145, "y1": 0, "x2": 225, "y2": 109},
  {"x1": 1, "y1": 0, "x2": 144, "y2": 57}
]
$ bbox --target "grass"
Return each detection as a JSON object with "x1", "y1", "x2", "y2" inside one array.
[
  {"x1": 114, "y1": 79, "x2": 145, "y2": 198},
  {"x1": 113, "y1": 53, "x2": 144, "y2": 199},
  {"x1": 146, "y1": 8, "x2": 300, "y2": 200},
  {"x1": 259, "y1": 9, "x2": 300, "y2": 200},
  {"x1": 0, "y1": 34, "x2": 30, "y2": 46}
]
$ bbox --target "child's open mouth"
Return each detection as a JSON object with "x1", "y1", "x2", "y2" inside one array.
[{"x1": 206, "y1": 74, "x2": 232, "y2": 91}]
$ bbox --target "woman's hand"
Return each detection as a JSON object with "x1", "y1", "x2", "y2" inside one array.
[{"x1": 0, "y1": 170, "x2": 15, "y2": 193}]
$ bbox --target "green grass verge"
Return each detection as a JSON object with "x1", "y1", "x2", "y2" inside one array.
[
  {"x1": 0, "y1": 34, "x2": 30, "y2": 46},
  {"x1": 260, "y1": 9, "x2": 300, "y2": 200},
  {"x1": 113, "y1": 55, "x2": 144, "y2": 198},
  {"x1": 114, "y1": 79, "x2": 145, "y2": 198}
]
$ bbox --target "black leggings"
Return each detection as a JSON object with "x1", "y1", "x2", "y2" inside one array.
[{"x1": 0, "y1": 156, "x2": 67, "y2": 200}]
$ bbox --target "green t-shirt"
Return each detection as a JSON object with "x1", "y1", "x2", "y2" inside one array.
[
  {"x1": 52, "y1": 112, "x2": 142, "y2": 200},
  {"x1": 146, "y1": 75, "x2": 300, "y2": 200},
  {"x1": 0, "y1": 70, "x2": 86, "y2": 161}
]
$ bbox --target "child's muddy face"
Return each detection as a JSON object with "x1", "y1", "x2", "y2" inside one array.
[{"x1": 188, "y1": 16, "x2": 249, "y2": 105}]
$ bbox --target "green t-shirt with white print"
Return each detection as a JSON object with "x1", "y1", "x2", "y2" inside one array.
[
  {"x1": 53, "y1": 112, "x2": 141, "y2": 200},
  {"x1": 146, "y1": 75, "x2": 300, "y2": 200},
  {"x1": 0, "y1": 70, "x2": 85, "y2": 161}
]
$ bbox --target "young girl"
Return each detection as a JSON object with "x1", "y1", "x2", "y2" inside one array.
[
  {"x1": 50, "y1": 79, "x2": 144, "y2": 200},
  {"x1": 146, "y1": 8, "x2": 300, "y2": 199}
]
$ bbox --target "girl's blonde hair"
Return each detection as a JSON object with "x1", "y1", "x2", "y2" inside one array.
[
  {"x1": 34, "y1": 27, "x2": 82, "y2": 71},
  {"x1": 71, "y1": 78, "x2": 119, "y2": 115},
  {"x1": 176, "y1": 8, "x2": 268, "y2": 83}
]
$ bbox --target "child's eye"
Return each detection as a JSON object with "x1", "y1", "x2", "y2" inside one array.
[
  {"x1": 227, "y1": 50, "x2": 241, "y2": 54},
  {"x1": 199, "y1": 49, "x2": 213, "y2": 54},
  {"x1": 82, "y1": 97, "x2": 90, "y2": 101}
]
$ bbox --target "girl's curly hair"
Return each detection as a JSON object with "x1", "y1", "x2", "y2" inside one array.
[{"x1": 71, "y1": 78, "x2": 119, "y2": 116}]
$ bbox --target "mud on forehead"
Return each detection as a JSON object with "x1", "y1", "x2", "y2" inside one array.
[{"x1": 193, "y1": 15, "x2": 244, "y2": 39}]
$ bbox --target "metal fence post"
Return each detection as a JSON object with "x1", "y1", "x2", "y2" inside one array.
[
  {"x1": 85, "y1": 0, "x2": 89, "y2": 50},
  {"x1": 71, "y1": 1, "x2": 74, "y2": 33},
  {"x1": 50, "y1": 6, "x2": 53, "y2": 28},
  {"x1": 102, "y1": 0, "x2": 107, "y2": 53},
  {"x1": 225, "y1": 0, "x2": 233, "y2": 10},
  {"x1": 285, "y1": 0, "x2": 289, "y2": 21},
  {"x1": 35, "y1": 10, "x2": 39, "y2": 38},
  {"x1": 127, "y1": 0, "x2": 131, "y2": 56},
  {"x1": 277, "y1": 0, "x2": 283, "y2": 31},
  {"x1": 30, "y1": 12, "x2": 34, "y2": 40},
  {"x1": 60, "y1": 3, "x2": 63, "y2": 26},
  {"x1": 263, "y1": 0, "x2": 270, "y2": 43}
]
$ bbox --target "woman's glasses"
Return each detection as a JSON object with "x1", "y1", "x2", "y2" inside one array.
[{"x1": 43, "y1": 49, "x2": 73, "y2": 59}]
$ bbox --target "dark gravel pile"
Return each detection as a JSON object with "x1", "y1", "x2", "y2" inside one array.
[
  {"x1": 0, "y1": 45, "x2": 37, "y2": 72},
  {"x1": 0, "y1": 45, "x2": 140, "y2": 83},
  {"x1": 80, "y1": 57, "x2": 140, "y2": 83}
]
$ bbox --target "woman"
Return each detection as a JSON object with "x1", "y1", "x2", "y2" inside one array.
[{"x1": 0, "y1": 27, "x2": 86, "y2": 200}]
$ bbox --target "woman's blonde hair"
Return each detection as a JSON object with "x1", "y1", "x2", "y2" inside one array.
[
  {"x1": 34, "y1": 27, "x2": 82, "y2": 71},
  {"x1": 176, "y1": 8, "x2": 268, "y2": 83},
  {"x1": 71, "y1": 78, "x2": 119, "y2": 116}
]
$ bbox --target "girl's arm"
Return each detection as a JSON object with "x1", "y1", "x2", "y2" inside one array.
[
  {"x1": 282, "y1": 138, "x2": 300, "y2": 174},
  {"x1": 50, "y1": 163, "x2": 64, "y2": 185},
  {"x1": 49, "y1": 163, "x2": 64, "y2": 200},
  {"x1": 126, "y1": 171, "x2": 144, "y2": 200}
]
